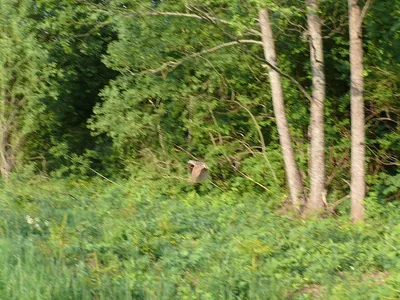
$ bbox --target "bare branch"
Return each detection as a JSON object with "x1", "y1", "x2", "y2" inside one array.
[
  {"x1": 136, "y1": 34, "x2": 312, "y2": 103},
  {"x1": 146, "y1": 10, "x2": 261, "y2": 36},
  {"x1": 73, "y1": 20, "x2": 113, "y2": 38},
  {"x1": 360, "y1": 0, "x2": 373, "y2": 23},
  {"x1": 232, "y1": 98, "x2": 278, "y2": 183},
  {"x1": 138, "y1": 39, "x2": 263, "y2": 75},
  {"x1": 261, "y1": 62, "x2": 313, "y2": 102},
  {"x1": 147, "y1": 10, "x2": 230, "y2": 25},
  {"x1": 328, "y1": 195, "x2": 350, "y2": 212},
  {"x1": 173, "y1": 144, "x2": 198, "y2": 160},
  {"x1": 236, "y1": 169, "x2": 271, "y2": 191}
]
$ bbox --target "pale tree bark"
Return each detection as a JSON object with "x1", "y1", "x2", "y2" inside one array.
[
  {"x1": 0, "y1": 94, "x2": 15, "y2": 181},
  {"x1": 349, "y1": 0, "x2": 365, "y2": 222},
  {"x1": 0, "y1": 130, "x2": 14, "y2": 181},
  {"x1": 306, "y1": 0, "x2": 326, "y2": 212},
  {"x1": 259, "y1": 9, "x2": 306, "y2": 208}
]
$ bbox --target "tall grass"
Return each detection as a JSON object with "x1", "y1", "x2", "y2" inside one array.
[{"x1": 0, "y1": 178, "x2": 399, "y2": 299}]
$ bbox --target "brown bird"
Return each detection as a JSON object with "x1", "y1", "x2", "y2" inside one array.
[{"x1": 187, "y1": 160, "x2": 209, "y2": 183}]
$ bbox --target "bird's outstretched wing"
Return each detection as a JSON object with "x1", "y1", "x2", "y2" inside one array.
[{"x1": 187, "y1": 160, "x2": 209, "y2": 183}]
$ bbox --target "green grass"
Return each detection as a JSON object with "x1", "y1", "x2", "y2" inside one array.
[{"x1": 0, "y1": 178, "x2": 399, "y2": 299}]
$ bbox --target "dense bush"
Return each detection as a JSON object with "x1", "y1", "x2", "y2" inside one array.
[{"x1": 1, "y1": 178, "x2": 399, "y2": 299}]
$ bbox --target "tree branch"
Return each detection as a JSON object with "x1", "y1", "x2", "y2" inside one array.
[
  {"x1": 232, "y1": 98, "x2": 278, "y2": 183},
  {"x1": 236, "y1": 169, "x2": 271, "y2": 191},
  {"x1": 147, "y1": 9, "x2": 261, "y2": 36},
  {"x1": 328, "y1": 194, "x2": 350, "y2": 212},
  {"x1": 360, "y1": 0, "x2": 373, "y2": 23},
  {"x1": 261, "y1": 62, "x2": 313, "y2": 102},
  {"x1": 147, "y1": 10, "x2": 230, "y2": 25},
  {"x1": 136, "y1": 37, "x2": 312, "y2": 102},
  {"x1": 139, "y1": 39, "x2": 263, "y2": 75}
]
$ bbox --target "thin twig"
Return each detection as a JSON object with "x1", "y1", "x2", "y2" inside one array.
[
  {"x1": 138, "y1": 39, "x2": 262, "y2": 75},
  {"x1": 329, "y1": 195, "x2": 350, "y2": 211},
  {"x1": 87, "y1": 167, "x2": 122, "y2": 186},
  {"x1": 66, "y1": 155, "x2": 122, "y2": 186},
  {"x1": 206, "y1": 104, "x2": 270, "y2": 190},
  {"x1": 147, "y1": 10, "x2": 231, "y2": 25},
  {"x1": 261, "y1": 63, "x2": 313, "y2": 102},
  {"x1": 360, "y1": 0, "x2": 373, "y2": 23},
  {"x1": 72, "y1": 20, "x2": 113, "y2": 38},
  {"x1": 147, "y1": 9, "x2": 261, "y2": 36},
  {"x1": 342, "y1": 179, "x2": 351, "y2": 188},
  {"x1": 236, "y1": 170, "x2": 270, "y2": 191},
  {"x1": 233, "y1": 99, "x2": 278, "y2": 183},
  {"x1": 208, "y1": 105, "x2": 224, "y2": 145},
  {"x1": 174, "y1": 144, "x2": 198, "y2": 160}
]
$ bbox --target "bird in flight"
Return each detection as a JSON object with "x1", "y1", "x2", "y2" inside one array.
[{"x1": 187, "y1": 160, "x2": 209, "y2": 183}]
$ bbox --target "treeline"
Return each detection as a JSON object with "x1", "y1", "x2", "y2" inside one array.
[{"x1": 1, "y1": 0, "x2": 398, "y2": 217}]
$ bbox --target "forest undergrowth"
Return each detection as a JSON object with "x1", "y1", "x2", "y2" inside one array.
[{"x1": 1, "y1": 175, "x2": 399, "y2": 299}]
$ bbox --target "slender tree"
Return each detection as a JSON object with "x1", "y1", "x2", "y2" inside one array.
[
  {"x1": 306, "y1": 0, "x2": 326, "y2": 212},
  {"x1": 259, "y1": 8, "x2": 306, "y2": 208},
  {"x1": 349, "y1": 0, "x2": 366, "y2": 221}
]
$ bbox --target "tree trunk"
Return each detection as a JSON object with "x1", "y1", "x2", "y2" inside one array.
[
  {"x1": 349, "y1": 0, "x2": 365, "y2": 222},
  {"x1": 0, "y1": 93, "x2": 15, "y2": 181},
  {"x1": 306, "y1": 0, "x2": 326, "y2": 212},
  {"x1": 258, "y1": 9, "x2": 306, "y2": 208},
  {"x1": 0, "y1": 129, "x2": 14, "y2": 181}
]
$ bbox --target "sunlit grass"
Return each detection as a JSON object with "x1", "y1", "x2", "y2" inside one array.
[{"x1": 0, "y1": 178, "x2": 399, "y2": 299}]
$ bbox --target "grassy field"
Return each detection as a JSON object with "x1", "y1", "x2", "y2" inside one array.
[{"x1": 0, "y1": 177, "x2": 399, "y2": 299}]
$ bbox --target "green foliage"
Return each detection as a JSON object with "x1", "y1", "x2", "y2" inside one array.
[
  {"x1": 1, "y1": 0, "x2": 397, "y2": 200},
  {"x1": 85, "y1": 0, "x2": 398, "y2": 198},
  {"x1": 89, "y1": 0, "x2": 304, "y2": 191},
  {"x1": 1, "y1": 178, "x2": 400, "y2": 299},
  {"x1": 0, "y1": 0, "x2": 57, "y2": 171},
  {"x1": 0, "y1": 0, "x2": 399, "y2": 296},
  {"x1": 20, "y1": 0, "x2": 117, "y2": 173}
]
